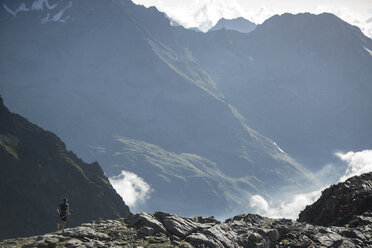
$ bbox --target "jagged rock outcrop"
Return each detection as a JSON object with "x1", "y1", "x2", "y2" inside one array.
[
  {"x1": 2, "y1": 172, "x2": 372, "y2": 247},
  {"x1": 299, "y1": 172, "x2": 372, "y2": 227},
  {"x1": 0, "y1": 96, "x2": 130, "y2": 239},
  {"x1": 1, "y1": 211, "x2": 371, "y2": 247}
]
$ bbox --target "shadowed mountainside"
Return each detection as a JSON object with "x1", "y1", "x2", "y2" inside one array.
[
  {"x1": 0, "y1": 96, "x2": 130, "y2": 239},
  {"x1": 0, "y1": 0, "x2": 315, "y2": 216},
  {"x1": 169, "y1": 13, "x2": 372, "y2": 169}
]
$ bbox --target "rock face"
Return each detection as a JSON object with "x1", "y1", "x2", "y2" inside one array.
[
  {"x1": 299, "y1": 172, "x2": 372, "y2": 227},
  {"x1": 0, "y1": 96, "x2": 130, "y2": 240}
]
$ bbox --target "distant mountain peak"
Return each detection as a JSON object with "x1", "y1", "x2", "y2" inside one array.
[
  {"x1": 209, "y1": 16, "x2": 256, "y2": 33},
  {"x1": 258, "y1": 12, "x2": 365, "y2": 37}
]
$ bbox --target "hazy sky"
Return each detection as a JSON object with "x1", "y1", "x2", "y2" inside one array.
[{"x1": 132, "y1": 0, "x2": 372, "y2": 37}]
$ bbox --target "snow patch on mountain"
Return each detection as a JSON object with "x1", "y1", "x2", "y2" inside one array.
[
  {"x1": 41, "y1": 1, "x2": 72, "y2": 24},
  {"x1": 364, "y1": 47, "x2": 372, "y2": 56},
  {"x1": 3, "y1": 3, "x2": 29, "y2": 17},
  {"x1": 31, "y1": 0, "x2": 58, "y2": 11},
  {"x1": 3, "y1": 0, "x2": 71, "y2": 24},
  {"x1": 41, "y1": 2, "x2": 72, "y2": 24}
]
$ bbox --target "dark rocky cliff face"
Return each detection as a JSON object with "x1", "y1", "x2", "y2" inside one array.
[
  {"x1": 298, "y1": 172, "x2": 372, "y2": 227},
  {"x1": 1, "y1": 172, "x2": 371, "y2": 247},
  {"x1": 0, "y1": 96, "x2": 130, "y2": 240}
]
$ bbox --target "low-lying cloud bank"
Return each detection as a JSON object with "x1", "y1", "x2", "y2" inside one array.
[
  {"x1": 109, "y1": 170, "x2": 152, "y2": 210},
  {"x1": 108, "y1": 150, "x2": 372, "y2": 217},
  {"x1": 250, "y1": 150, "x2": 372, "y2": 220}
]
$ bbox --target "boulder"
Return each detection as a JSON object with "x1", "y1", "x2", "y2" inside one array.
[
  {"x1": 127, "y1": 212, "x2": 167, "y2": 234},
  {"x1": 63, "y1": 227, "x2": 110, "y2": 240},
  {"x1": 203, "y1": 224, "x2": 238, "y2": 248},
  {"x1": 155, "y1": 212, "x2": 199, "y2": 238},
  {"x1": 185, "y1": 233, "x2": 224, "y2": 248}
]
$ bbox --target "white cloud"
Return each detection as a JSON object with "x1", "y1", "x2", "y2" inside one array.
[
  {"x1": 109, "y1": 170, "x2": 153, "y2": 210},
  {"x1": 249, "y1": 150, "x2": 372, "y2": 219},
  {"x1": 243, "y1": 6, "x2": 276, "y2": 24},
  {"x1": 250, "y1": 190, "x2": 322, "y2": 220},
  {"x1": 337, "y1": 150, "x2": 372, "y2": 182},
  {"x1": 133, "y1": 0, "x2": 247, "y2": 31}
]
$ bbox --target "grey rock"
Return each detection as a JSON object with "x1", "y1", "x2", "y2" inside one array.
[
  {"x1": 247, "y1": 232, "x2": 268, "y2": 247},
  {"x1": 138, "y1": 226, "x2": 155, "y2": 236},
  {"x1": 65, "y1": 238, "x2": 84, "y2": 247},
  {"x1": 35, "y1": 240, "x2": 49, "y2": 248},
  {"x1": 264, "y1": 229, "x2": 279, "y2": 243},
  {"x1": 203, "y1": 224, "x2": 238, "y2": 248},
  {"x1": 191, "y1": 216, "x2": 221, "y2": 225},
  {"x1": 127, "y1": 213, "x2": 167, "y2": 234},
  {"x1": 63, "y1": 227, "x2": 110, "y2": 240},
  {"x1": 338, "y1": 239, "x2": 360, "y2": 248},
  {"x1": 155, "y1": 212, "x2": 199, "y2": 238},
  {"x1": 316, "y1": 232, "x2": 343, "y2": 247},
  {"x1": 44, "y1": 236, "x2": 59, "y2": 245},
  {"x1": 290, "y1": 235, "x2": 314, "y2": 248},
  {"x1": 185, "y1": 233, "x2": 224, "y2": 248}
]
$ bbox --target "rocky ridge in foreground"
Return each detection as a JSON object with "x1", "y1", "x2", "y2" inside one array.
[
  {"x1": 1, "y1": 173, "x2": 371, "y2": 247},
  {"x1": 1, "y1": 210, "x2": 371, "y2": 248}
]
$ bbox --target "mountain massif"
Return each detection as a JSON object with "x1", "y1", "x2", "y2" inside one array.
[
  {"x1": 0, "y1": 0, "x2": 317, "y2": 216},
  {"x1": 1, "y1": 172, "x2": 371, "y2": 247},
  {"x1": 0, "y1": 96, "x2": 130, "y2": 239},
  {"x1": 171, "y1": 12, "x2": 372, "y2": 169}
]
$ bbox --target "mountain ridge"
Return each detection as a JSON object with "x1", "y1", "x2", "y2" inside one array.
[
  {"x1": 0, "y1": 96, "x2": 131, "y2": 239},
  {"x1": 209, "y1": 17, "x2": 256, "y2": 33},
  {"x1": 169, "y1": 11, "x2": 372, "y2": 169}
]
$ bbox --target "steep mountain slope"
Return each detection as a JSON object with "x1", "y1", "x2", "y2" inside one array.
[
  {"x1": 2, "y1": 171, "x2": 372, "y2": 247},
  {"x1": 0, "y1": 0, "x2": 315, "y2": 216},
  {"x1": 171, "y1": 13, "x2": 372, "y2": 169},
  {"x1": 0, "y1": 96, "x2": 130, "y2": 239},
  {"x1": 209, "y1": 17, "x2": 256, "y2": 33}
]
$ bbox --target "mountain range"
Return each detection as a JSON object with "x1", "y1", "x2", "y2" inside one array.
[
  {"x1": 172, "y1": 12, "x2": 372, "y2": 169},
  {"x1": 1, "y1": 0, "x2": 371, "y2": 217}
]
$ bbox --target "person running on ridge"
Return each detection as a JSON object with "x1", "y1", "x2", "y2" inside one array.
[{"x1": 56, "y1": 198, "x2": 70, "y2": 233}]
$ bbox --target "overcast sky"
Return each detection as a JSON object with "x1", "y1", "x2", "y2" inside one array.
[{"x1": 132, "y1": 0, "x2": 372, "y2": 37}]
